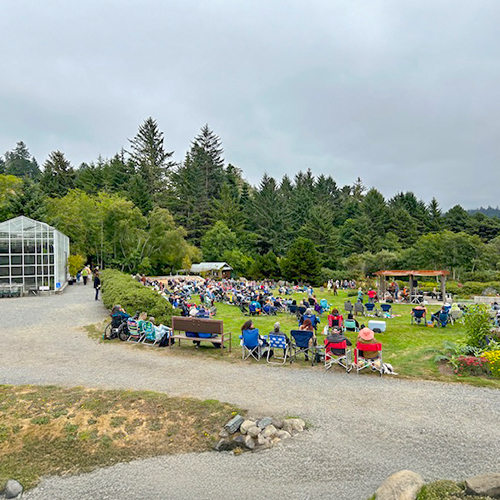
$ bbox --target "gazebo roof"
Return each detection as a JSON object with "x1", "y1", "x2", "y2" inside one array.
[{"x1": 374, "y1": 270, "x2": 450, "y2": 277}]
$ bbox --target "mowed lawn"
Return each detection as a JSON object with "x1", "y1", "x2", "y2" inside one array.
[{"x1": 161, "y1": 289, "x2": 499, "y2": 388}]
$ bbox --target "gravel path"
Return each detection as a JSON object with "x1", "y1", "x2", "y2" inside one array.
[{"x1": 1, "y1": 285, "x2": 500, "y2": 500}]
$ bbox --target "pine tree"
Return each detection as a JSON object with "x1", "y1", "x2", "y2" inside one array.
[
  {"x1": 127, "y1": 174, "x2": 153, "y2": 214},
  {"x1": 129, "y1": 117, "x2": 174, "y2": 195},
  {"x1": 4, "y1": 141, "x2": 40, "y2": 179},
  {"x1": 428, "y1": 197, "x2": 442, "y2": 232},
  {"x1": 40, "y1": 151, "x2": 75, "y2": 197}
]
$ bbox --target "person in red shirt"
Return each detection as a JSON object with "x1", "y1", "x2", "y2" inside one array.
[{"x1": 367, "y1": 288, "x2": 377, "y2": 303}]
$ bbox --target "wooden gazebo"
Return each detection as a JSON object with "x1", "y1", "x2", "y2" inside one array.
[{"x1": 374, "y1": 270, "x2": 450, "y2": 303}]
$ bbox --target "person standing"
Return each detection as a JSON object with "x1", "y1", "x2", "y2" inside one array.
[
  {"x1": 82, "y1": 266, "x2": 89, "y2": 285},
  {"x1": 94, "y1": 272, "x2": 101, "y2": 301}
]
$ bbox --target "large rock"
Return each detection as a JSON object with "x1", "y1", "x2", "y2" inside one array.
[
  {"x1": 224, "y1": 414, "x2": 245, "y2": 434},
  {"x1": 247, "y1": 426, "x2": 261, "y2": 438},
  {"x1": 240, "y1": 420, "x2": 256, "y2": 435},
  {"x1": 276, "y1": 430, "x2": 291, "y2": 440},
  {"x1": 257, "y1": 434, "x2": 272, "y2": 448},
  {"x1": 4, "y1": 479, "x2": 23, "y2": 499},
  {"x1": 375, "y1": 470, "x2": 425, "y2": 500},
  {"x1": 262, "y1": 424, "x2": 277, "y2": 439},
  {"x1": 257, "y1": 417, "x2": 274, "y2": 429},
  {"x1": 215, "y1": 438, "x2": 236, "y2": 452},
  {"x1": 466, "y1": 473, "x2": 500, "y2": 497},
  {"x1": 233, "y1": 434, "x2": 255, "y2": 450},
  {"x1": 282, "y1": 420, "x2": 293, "y2": 434},
  {"x1": 272, "y1": 418, "x2": 284, "y2": 429}
]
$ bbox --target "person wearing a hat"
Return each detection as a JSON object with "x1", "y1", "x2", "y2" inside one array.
[
  {"x1": 325, "y1": 327, "x2": 352, "y2": 356},
  {"x1": 357, "y1": 327, "x2": 381, "y2": 359}
]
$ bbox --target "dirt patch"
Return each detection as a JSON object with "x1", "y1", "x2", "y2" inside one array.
[
  {"x1": 0, "y1": 385, "x2": 242, "y2": 491},
  {"x1": 437, "y1": 361, "x2": 454, "y2": 376}
]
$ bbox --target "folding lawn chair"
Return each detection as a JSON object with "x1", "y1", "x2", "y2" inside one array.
[
  {"x1": 126, "y1": 318, "x2": 143, "y2": 342},
  {"x1": 141, "y1": 321, "x2": 160, "y2": 346},
  {"x1": 380, "y1": 303, "x2": 392, "y2": 315},
  {"x1": 344, "y1": 301, "x2": 353, "y2": 314},
  {"x1": 328, "y1": 314, "x2": 344, "y2": 330},
  {"x1": 355, "y1": 341, "x2": 383, "y2": 376},
  {"x1": 354, "y1": 302, "x2": 365, "y2": 316},
  {"x1": 241, "y1": 328, "x2": 262, "y2": 361},
  {"x1": 249, "y1": 303, "x2": 260, "y2": 316},
  {"x1": 324, "y1": 339, "x2": 352, "y2": 373},
  {"x1": 290, "y1": 330, "x2": 315, "y2": 365},
  {"x1": 320, "y1": 298, "x2": 329, "y2": 313},
  {"x1": 365, "y1": 303, "x2": 378, "y2": 315},
  {"x1": 343, "y1": 319, "x2": 359, "y2": 333},
  {"x1": 411, "y1": 308, "x2": 426, "y2": 325},
  {"x1": 437, "y1": 312, "x2": 449, "y2": 328},
  {"x1": 267, "y1": 334, "x2": 289, "y2": 364}
]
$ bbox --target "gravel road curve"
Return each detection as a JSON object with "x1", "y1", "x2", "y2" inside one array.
[{"x1": 1, "y1": 285, "x2": 499, "y2": 500}]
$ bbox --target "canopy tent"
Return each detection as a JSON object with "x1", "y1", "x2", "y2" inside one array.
[{"x1": 374, "y1": 270, "x2": 450, "y2": 303}]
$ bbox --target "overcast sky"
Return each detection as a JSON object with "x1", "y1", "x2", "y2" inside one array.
[{"x1": 1, "y1": 0, "x2": 499, "y2": 209}]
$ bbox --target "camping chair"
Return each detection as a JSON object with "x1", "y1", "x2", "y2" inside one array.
[
  {"x1": 449, "y1": 309, "x2": 463, "y2": 325},
  {"x1": 324, "y1": 339, "x2": 352, "y2": 373},
  {"x1": 141, "y1": 321, "x2": 160, "y2": 346},
  {"x1": 411, "y1": 309, "x2": 426, "y2": 325},
  {"x1": 288, "y1": 304, "x2": 298, "y2": 316},
  {"x1": 364, "y1": 303, "x2": 378, "y2": 316},
  {"x1": 380, "y1": 303, "x2": 392, "y2": 316},
  {"x1": 241, "y1": 328, "x2": 262, "y2": 361},
  {"x1": 355, "y1": 342, "x2": 383, "y2": 376},
  {"x1": 320, "y1": 298, "x2": 329, "y2": 313},
  {"x1": 343, "y1": 319, "x2": 359, "y2": 333},
  {"x1": 126, "y1": 318, "x2": 142, "y2": 342},
  {"x1": 300, "y1": 314, "x2": 319, "y2": 332},
  {"x1": 290, "y1": 330, "x2": 315, "y2": 365},
  {"x1": 328, "y1": 314, "x2": 344, "y2": 330},
  {"x1": 267, "y1": 334, "x2": 289, "y2": 365},
  {"x1": 354, "y1": 302, "x2": 365, "y2": 316},
  {"x1": 437, "y1": 312, "x2": 449, "y2": 328},
  {"x1": 344, "y1": 301, "x2": 353, "y2": 314},
  {"x1": 249, "y1": 303, "x2": 259, "y2": 316}
]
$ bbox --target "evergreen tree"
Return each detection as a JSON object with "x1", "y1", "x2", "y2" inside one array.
[
  {"x1": 4, "y1": 141, "x2": 40, "y2": 179},
  {"x1": 6, "y1": 178, "x2": 46, "y2": 220},
  {"x1": 428, "y1": 197, "x2": 442, "y2": 232},
  {"x1": 281, "y1": 237, "x2": 321, "y2": 283},
  {"x1": 127, "y1": 174, "x2": 153, "y2": 214},
  {"x1": 40, "y1": 151, "x2": 75, "y2": 197},
  {"x1": 211, "y1": 183, "x2": 245, "y2": 233},
  {"x1": 104, "y1": 151, "x2": 135, "y2": 193},
  {"x1": 444, "y1": 205, "x2": 471, "y2": 233},
  {"x1": 129, "y1": 117, "x2": 174, "y2": 195}
]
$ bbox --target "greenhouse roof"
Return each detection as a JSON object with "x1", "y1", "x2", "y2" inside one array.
[{"x1": 0, "y1": 216, "x2": 59, "y2": 234}]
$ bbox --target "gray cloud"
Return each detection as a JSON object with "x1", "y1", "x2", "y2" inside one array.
[{"x1": 1, "y1": 0, "x2": 499, "y2": 209}]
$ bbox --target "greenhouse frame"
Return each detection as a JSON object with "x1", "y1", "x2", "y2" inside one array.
[{"x1": 0, "y1": 216, "x2": 70, "y2": 292}]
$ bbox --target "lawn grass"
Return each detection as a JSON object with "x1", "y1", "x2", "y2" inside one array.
[
  {"x1": 96, "y1": 289, "x2": 500, "y2": 388},
  {"x1": 0, "y1": 385, "x2": 241, "y2": 491}
]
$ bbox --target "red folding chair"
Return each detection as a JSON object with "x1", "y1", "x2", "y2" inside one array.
[
  {"x1": 324, "y1": 339, "x2": 352, "y2": 373},
  {"x1": 354, "y1": 342, "x2": 383, "y2": 376},
  {"x1": 327, "y1": 314, "x2": 344, "y2": 330}
]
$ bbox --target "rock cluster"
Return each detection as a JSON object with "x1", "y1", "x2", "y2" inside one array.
[{"x1": 215, "y1": 415, "x2": 305, "y2": 452}]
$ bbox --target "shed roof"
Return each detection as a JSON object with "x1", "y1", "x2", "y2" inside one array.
[
  {"x1": 190, "y1": 262, "x2": 233, "y2": 273},
  {"x1": 374, "y1": 270, "x2": 450, "y2": 277}
]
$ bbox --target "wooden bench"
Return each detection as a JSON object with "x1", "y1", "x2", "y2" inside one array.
[{"x1": 170, "y1": 316, "x2": 232, "y2": 353}]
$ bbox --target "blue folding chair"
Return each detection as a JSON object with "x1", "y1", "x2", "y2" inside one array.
[
  {"x1": 437, "y1": 312, "x2": 449, "y2": 328},
  {"x1": 380, "y1": 303, "x2": 392, "y2": 315},
  {"x1": 365, "y1": 303, "x2": 378, "y2": 315},
  {"x1": 290, "y1": 330, "x2": 315, "y2": 365},
  {"x1": 241, "y1": 328, "x2": 262, "y2": 361},
  {"x1": 267, "y1": 334, "x2": 289, "y2": 364},
  {"x1": 411, "y1": 308, "x2": 426, "y2": 325}
]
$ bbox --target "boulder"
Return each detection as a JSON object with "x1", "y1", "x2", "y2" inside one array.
[
  {"x1": 257, "y1": 417, "x2": 274, "y2": 429},
  {"x1": 224, "y1": 415, "x2": 245, "y2": 434},
  {"x1": 240, "y1": 420, "x2": 256, "y2": 435},
  {"x1": 4, "y1": 479, "x2": 23, "y2": 499},
  {"x1": 257, "y1": 434, "x2": 271, "y2": 448},
  {"x1": 218, "y1": 429, "x2": 229, "y2": 438},
  {"x1": 247, "y1": 426, "x2": 261, "y2": 438},
  {"x1": 289, "y1": 418, "x2": 305, "y2": 432},
  {"x1": 233, "y1": 434, "x2": 255, "y2": 450},
  {"x1": 375, "y1": 470, "x2": 425, "y2": 500},
  {"x1": 282, "y1": 420, "x2": 293, "y2": 434},
  {"x1": 465, "y1": 473, "x2": 500, "y2": 497},
  {"x1": 262, "y1": 424, "x2": 277, "y2": 439},
  {"x1": 272, "y1": 418, "x2": 284, "y2": 429},
  {"x1": 276, "y1": 430, "x2": 291, "y2": 440},
  {"x1": 215, "y1": 438, "x2": 236, "y2": 452}
]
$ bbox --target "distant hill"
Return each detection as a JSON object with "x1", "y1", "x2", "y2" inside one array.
[{"x1": 469, "y1": 206, "x2": 500, "y2": 218}]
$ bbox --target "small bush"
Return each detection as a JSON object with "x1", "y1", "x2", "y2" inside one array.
[
  {"x1": 452, "y1": 356, "x2": 489, "y2": 377},
  {"x1": 101, "y1": 269, "x2": 175, "y2": 325},
  {"x1": 463, "y1": 304, "x2": 492, "y2": 348},
  {"x1": 416, "y1": 480, "x2": 462, "y2": 499}
]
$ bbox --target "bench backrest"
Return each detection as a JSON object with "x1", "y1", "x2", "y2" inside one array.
[{"x1": 172, "y1": 316, "x2": 224, "y2": 335}]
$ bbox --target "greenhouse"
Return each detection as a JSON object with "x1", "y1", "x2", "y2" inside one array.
[{"x1": 0, "y1": 216, "x2": 70, "y2": 292}]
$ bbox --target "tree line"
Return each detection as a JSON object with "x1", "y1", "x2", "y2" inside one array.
[{"x1": 1, "y1": 118, "x2": 500, "y2": 282}]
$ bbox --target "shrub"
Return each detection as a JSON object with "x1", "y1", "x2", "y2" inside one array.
[
  {"x1": 482, "y1": 350, "x2": 500, "y2": 378},
  {"x1": 463, "y1": 304, "x2": 492, "y2": 348},
  {"x1": 101, "y1": 269, "x2": 175, "y2": 325},
  {"x1": 67, "y1": 254, "x2": 86, "y2": 277}
]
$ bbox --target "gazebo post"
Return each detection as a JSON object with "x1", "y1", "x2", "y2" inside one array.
[
  {"x1": 409, "y1": 273, "x2": 414, "y2": 301},
  {"x1": 441, "y1": 274, "x2": 447, "y2": 303}
]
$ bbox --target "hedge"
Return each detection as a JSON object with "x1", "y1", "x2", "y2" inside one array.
[{"x1": 101, "y1": 269, "x2": 176, "y2": 325}]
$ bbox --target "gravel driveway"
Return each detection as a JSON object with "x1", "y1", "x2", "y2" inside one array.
[{"x1": 1, "y1": 285, "x2": 499, "y2": 500}]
